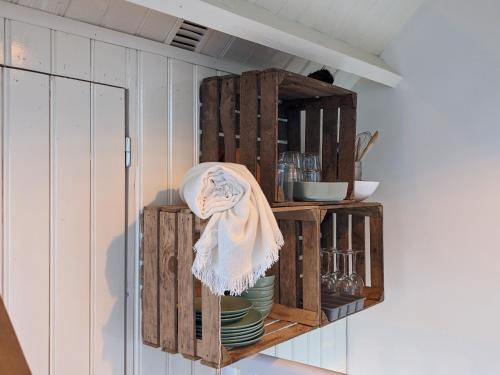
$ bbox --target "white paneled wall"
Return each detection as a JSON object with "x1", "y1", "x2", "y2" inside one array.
[{"x1": 0, "y1": 4, "x2": 347, "y2": 375}]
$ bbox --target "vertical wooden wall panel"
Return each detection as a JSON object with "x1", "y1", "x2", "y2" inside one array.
[
  {"x1": 0, "y1": 18, "x2": 4, "y2": 64},
  {"x1": 370, "y1": 210, "x2": 384, "y2": 293},
  {"x1": 321, "y1": 108, "x2": 338, "y2": 181},
  {"x1": 6, "y1": 68, "x2": 50, "y2": 375},
  {"x1": 170, "y1": 59, "x2": 195, "y2": 203},
  {"x1": 92, "y1": 41, "x2": 127, "y2": 87},
  {"x1": 8, "y1": 20, "x2": 51, "y2": 73},
  {"x1": 53, "y1": 31, "x2": 91, "y2": 80},
  {"x1": 93, "y1": 83, "x2": 126, "y2": 375},
  {"x1": 259, "y1": 71, "x2": 279, "y2": 202},
  {"x1": 239, "y1": 72, "x2": 258, "y2": 175},
  {"x1": 52, "y1": 77, "x2": 91, "y2": 375},
  {"x1": 220, "y1": 77, "x2": 236, "y2": 162},
  {"x1": 140, "y1": 51, "x2": 169, "y2": 206}
]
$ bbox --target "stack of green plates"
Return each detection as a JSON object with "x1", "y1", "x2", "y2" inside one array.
[
  {"x1": 240, "y1": 276, "x2": 274, "y2": 318},
  {"x1": 196, "y1": 308, "x2": 265, "y2": 347}
]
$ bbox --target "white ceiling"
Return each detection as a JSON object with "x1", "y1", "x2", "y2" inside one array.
[{"x1": 2, "y1": 0, "x2": 424, "y2": 88}]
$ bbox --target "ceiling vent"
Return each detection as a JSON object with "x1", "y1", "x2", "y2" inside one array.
[{"x1": 171, "y1": 20, "x2": 208, "y2": 52}]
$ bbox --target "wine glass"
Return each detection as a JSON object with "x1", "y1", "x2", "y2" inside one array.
[
  {"x1": 328, "y1": 248, "x2": 343, "y2": 293},
  {"x1": 320, "y1": 248, "x2": 335, "y2": 293},
  {"x1": 348, "y1": 250, "x2": 365, "y2": 296},
  {"x1": 336, "y1": 251, "x2": 355, "y2": 295}
]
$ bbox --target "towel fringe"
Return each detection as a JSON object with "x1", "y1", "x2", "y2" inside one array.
[{"x1": 192, "y1": 232, "x2": 284, "y2": 296}]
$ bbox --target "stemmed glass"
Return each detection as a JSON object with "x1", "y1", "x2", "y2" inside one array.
[
  {"x1": 348, "y1": 250, "x2": 365, "y2": 296},
  {"x1": 336, "y1": 251, "x2": 355, "y2": 295},
  {"x1": 320, "y1": 248, "x2": 335, "y2": 292}
]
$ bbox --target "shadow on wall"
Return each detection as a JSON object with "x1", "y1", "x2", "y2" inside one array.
[{"x1": 102, "y1": 190, "x2": 179, "y2": 374}]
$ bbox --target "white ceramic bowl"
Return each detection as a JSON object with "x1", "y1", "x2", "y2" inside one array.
[
  {"x1": 353, "y1": 181, "x2": 379, "y2": 201},
  {"x1": 293, "y1": 182, "x2": 348, "y2": 201}
]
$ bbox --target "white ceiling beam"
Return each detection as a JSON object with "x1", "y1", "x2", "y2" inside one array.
[{"x1": 126, "y1": 0, "x2": 401, "y2": 87}]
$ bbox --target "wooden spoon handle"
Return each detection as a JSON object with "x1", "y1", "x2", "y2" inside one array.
[{"x1": 359, "y1": 131, "x2": 379, "y2": 160}]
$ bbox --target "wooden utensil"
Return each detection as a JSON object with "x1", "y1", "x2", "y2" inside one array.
[{"x1": 358, "y1": 131, "x2": 379, "y2": 161}]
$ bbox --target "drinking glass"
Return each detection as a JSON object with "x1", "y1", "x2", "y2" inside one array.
[
  {"x1": 329, "y1": 248, "x2": 343, "y2": 292},
  {"x1": 320, "y1": 248, "x2": 334, "y2": 293},
  {"x1": 279, "y1": 162, "x2": 299, "y2": 201},
  {"x1": 302, "y1": 153, "x2": 321, "y2": 182},
  {"x1": 280, "y1": 151, "x2": 303, "y2": 180},
  {"x1": 348, "y1": 250, "x2": 365, "y2": 296}
]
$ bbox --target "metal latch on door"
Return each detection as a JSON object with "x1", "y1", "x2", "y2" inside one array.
[{"x1": 125, "y1": 136, "x2": 131, "y2": 168}]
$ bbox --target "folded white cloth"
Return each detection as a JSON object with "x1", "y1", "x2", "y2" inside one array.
[{"x1": 180, "y1": 162, "x2": 283, "y2": 296}]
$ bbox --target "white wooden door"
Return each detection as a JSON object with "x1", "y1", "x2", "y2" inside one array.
[{"x1": 1, "y1": 67, "x2": 126, "y2": 375}]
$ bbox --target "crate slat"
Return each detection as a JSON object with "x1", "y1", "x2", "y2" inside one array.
[
  {"x1": 286, "y1": 108, "x2": 301, "y2": 152},
  {"x1": 301, "y1": 219, "x2": 320, "y2": 322},
  {"x1": 278, "y1": 220, "x2": 297, "y2": 307},
  {"x1": 259, "y1": 71, "x2": 279, "y2": 202},
  {"x1": 220, "y1": 77, "x2": 236, "y2": 162},
  {"x1": 336, "y1": 213, "x2": 349, "y2": 273},
  {"x1": 200, "y1": 286, "x2": 221, "y2": 364},
  {"x1": 338, "y1": 104, "x2": 356, "y2": 198},
  {"x1": 159, "y1": 212, "x2": 178, "y2": 352},
  {"x1": 239, "y1": 72, "x2": 259, "y2": 175},
  {"x1": 321, "y1": 108, "x2": 339, "y2": 181},
  {"x1": 305, "y1": 108, "x2": 321, "y2": 153},
  {"x1": 142, "y1": 208, "x2": 159, "y2": 347},
  {"x1": 177, "y1": 212, "x2": 197, "y2": 358},
  {"x1": 201, "y1": 79, "x2": 219, "y2": 162},
  {"x1": 370, "y1": 207, "x2": 384, "y2": 294},
  {"x1": 351, "y1": 215, "x2": 366, "y2": 281}
]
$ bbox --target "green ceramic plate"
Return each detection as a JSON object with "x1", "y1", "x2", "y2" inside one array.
[
  {"x1": 241, "y1": 290, "x2": 274, "y2": 299},
  {"x1": 221, "y1": 323, "x2": 263, "y2": 338},
  {"x1": 222, "y1": 327, "x2": 264, "y2": 344},
  {"x1": 223, "y1": 330, "x2": 265, "y2": 348},
  {"x1": 218, "y1": 309, "x2": 263, "y2": 331},
  {"x1": 194, "y1": 296, "x2": 252, "y2": 315},
  {"x1": 242, "y1": 294, "x2": 274, "y2": 303},
  {"x1": 245, "y1": 285, "x2": 274, "y2": 292},
  {"x1": 252, "y1": 300, "x2": 273, "y2": 308},
  {"x1": 195, "y1": 310, "x2": 247, "y2": 320},
  {"x1": 253, "y1": 276, "x2": 275, "y2": 288}
]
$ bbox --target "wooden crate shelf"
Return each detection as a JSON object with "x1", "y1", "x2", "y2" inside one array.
[
  {"x1": 200, "y1": 68, "x2": 358, "y2": 203},
  {"x1": 141, "y1": 202, "x2": 383, "y2": 368}
]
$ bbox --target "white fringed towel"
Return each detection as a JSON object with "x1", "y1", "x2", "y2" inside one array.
[{"x1": 179, "y1": 162, "x2": 283, "y2": 296}]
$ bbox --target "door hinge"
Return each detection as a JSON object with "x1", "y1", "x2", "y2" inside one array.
[{"x1": 125, "y1": 136, "x2": 131, "y2": 168}]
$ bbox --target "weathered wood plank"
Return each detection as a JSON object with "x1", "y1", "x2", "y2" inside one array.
[
  {"x1": 305, "y1": 108, "x2": 321, "y2": 153},
  {"x1": 200, "y1": 286, "x2": 222, "y2": 365},
  {"x1": 201, "y1": 78, "x2": 219, "y2": 162},
  {"x1": 351, "y1": 215, "x2": 366, "y2": 281},
  {"x1": 0, "y1": 298, "x2": 31, "y2": 375},
  {"x1": 159, "y1": 212, "x2": 178, "y2": 353},
  {"x1": 370, "y1": 207, "x2": 384, "y2": 294},
  {"x1": 301, "y1": 219, "x2": 320, "y2": 322},
  {"x1": 220, "y1": 77, "x2": 236, "y2": 162},
  {"x1": 322, "y1": 108, "x2": 338, "y2": 181},
  {"x1": 279, "y1": 220, "x2": 297, "y2": 307},
  {"x1": 336, "y1": 213, "x2": 349, "y2": 275},
  {"x1": 239, "y1": 72, "x2": 258, "y2": 175},
  {"x1": 338, "y1": 104, "x2": 356, "y2": 198},
  {"x1": 259, "y1": 71, "x2": 279, "y2": 202},
  {"x1": 286, "y1": 108, "x2": 301, "y2": 152},
  {"x1": 268, "y1": 303, "x2": 319, "y2": 327},
  {"x1": 177, "y1": 213, "x2": 196, "y2": 357},
  {"x1": 142, "y1": 208, "x2": 159, "y2": 346}
]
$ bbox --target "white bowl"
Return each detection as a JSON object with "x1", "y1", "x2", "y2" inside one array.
[
  {"x1": 293, "y1": 182, "x2": 348, "y2": 201},
  {"x1": 353, "y1": 181, "x2": 379, "y2": 201}
]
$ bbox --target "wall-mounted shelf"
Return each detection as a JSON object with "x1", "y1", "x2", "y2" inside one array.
[{"x1": 141, "y1": 201, "x2": 383, "y2": 368}]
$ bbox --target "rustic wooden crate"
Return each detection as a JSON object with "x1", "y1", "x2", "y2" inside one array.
[
  {"x1": 141, "y1": 202, "x2": 383, "y2": 368},
  {"x1": 200, "y1": 69, "x2": 358, "y2": 203}
]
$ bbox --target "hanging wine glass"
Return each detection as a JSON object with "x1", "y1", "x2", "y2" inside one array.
[
  {"x1": 336, "y1": 251, "x2": 355, "y2": 295},
  {"x1": 348, "y1": 250, "x2": 365, "y2": 296},
  {"x1": 320, "y1": 248, "x2": 335, "y2": 293},
  {"x1": 328, "y1": 248, "x2": 343, "y2": 293}
]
